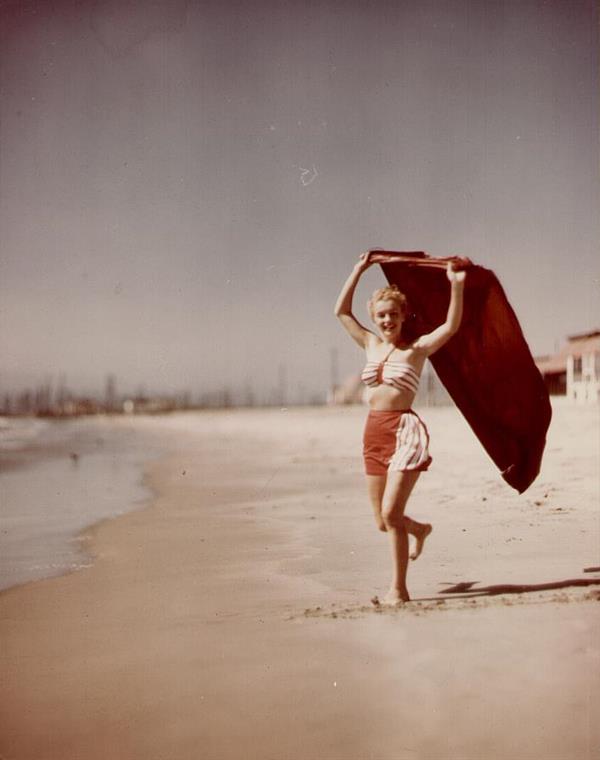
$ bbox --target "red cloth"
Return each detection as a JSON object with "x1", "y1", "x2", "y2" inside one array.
[{"x1": 373, "y1": 251, "x2": 551, "y2": 493}]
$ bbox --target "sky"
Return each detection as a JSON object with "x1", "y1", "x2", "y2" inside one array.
[{"x1": 1, "y1": 0, "x2": 598, "y2": 403}]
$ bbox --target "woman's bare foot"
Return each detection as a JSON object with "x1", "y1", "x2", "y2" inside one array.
[
  {"x1": 410, "y1": 523, "x2": 432, "y2": 560},
  {"x1": 374, "y1": 511, "x2": 387, "y2": 532},
  {"x1": 381, "y1": 587, "x2": 410, "y2": 606}
]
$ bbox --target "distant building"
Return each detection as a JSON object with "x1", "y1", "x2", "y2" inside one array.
[
  {"x1": 535, "y1": 354, "x2": 567, "y2": 396},
  {"x1": 536, "y1": 330, "x2": 600, "y2": 403}
]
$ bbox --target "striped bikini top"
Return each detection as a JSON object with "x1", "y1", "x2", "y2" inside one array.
[{"x1": 361, "y1": 345, "x2": 421, "y2": 395}]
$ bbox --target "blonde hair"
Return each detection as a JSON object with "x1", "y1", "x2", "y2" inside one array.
[{"x1": 367, "y1": 284, "x2": 408, "y2": 321}]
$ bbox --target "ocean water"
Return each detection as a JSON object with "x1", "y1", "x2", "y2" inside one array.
[{"x1": 0, "y1": 415, "x2": 167, "y2": 591}]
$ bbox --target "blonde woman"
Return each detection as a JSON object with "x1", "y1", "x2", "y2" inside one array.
[{"x1": 334, "y1": 251, "x2": 466, "y2": 604}]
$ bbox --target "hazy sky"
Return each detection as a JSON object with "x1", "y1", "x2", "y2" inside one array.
[{"x1": 1, "y1": 0, "x2": 598, "y2": 402}]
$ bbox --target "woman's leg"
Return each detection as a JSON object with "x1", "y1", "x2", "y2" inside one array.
[
  {"x1": 366, "y1": 475, "x2": 387, "y2": 531},
  {"x1": 381, "y1": 470, "x2": 421, "y2": 603},
  {"x1": 366, "y1": 475, "x2": 432, "y2": 558}
]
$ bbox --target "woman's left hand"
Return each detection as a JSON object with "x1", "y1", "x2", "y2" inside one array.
[{"x1": 447, "y1": 261, "x2": 467, "y2": 283}]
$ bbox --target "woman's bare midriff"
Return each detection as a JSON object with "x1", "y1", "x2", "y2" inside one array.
[{"x1": 365, "y1": 384, "x2": 416, "y2": 411}]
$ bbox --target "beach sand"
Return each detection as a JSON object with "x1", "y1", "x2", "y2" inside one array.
[{"x1": 1, "y1": 402, "x2": 599, "y2": 760}]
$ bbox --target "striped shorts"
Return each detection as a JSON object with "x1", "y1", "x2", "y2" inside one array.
[{"x1": 362, "y1": 409, "x2": 432, "y2": 476}]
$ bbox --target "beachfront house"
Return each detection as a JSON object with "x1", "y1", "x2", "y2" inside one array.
[
  {"x1": 535, "y1": 354, "x2": 567, "y2": 396},
  {"x1": 536, "y1": 330, "x2": 600, "y2": 403}
]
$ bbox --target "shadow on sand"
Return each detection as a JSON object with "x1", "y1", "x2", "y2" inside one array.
[{"x1": 438, "y1": 576, "x2": 600, "y2": 598}]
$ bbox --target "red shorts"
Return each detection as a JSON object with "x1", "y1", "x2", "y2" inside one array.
[{"x1": 362, "y1": 409, "x2": 432, "y2": 476}]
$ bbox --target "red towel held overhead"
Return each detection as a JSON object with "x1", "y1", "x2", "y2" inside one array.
[{"x1": 371, "y1": 250, "x2": 551, "y2": 493}]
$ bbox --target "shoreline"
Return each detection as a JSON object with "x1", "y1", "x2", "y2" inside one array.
[
  {"x1": 2, "y1": 401, "x2": 598, "y2": 604},
  {"x1": 1, "y1": 403, "x2": 598, "y2": 759},
  {"x1": 0, "y1": 415, "x2": 174, "y2": 592},
  {"x1": 2, "y1": 402, "x2": 598, "y2": 604}
]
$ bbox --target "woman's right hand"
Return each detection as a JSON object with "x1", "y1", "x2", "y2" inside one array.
[
  {"x1": 356, "y1": 251, "x2": 384, "y2": 271},
  {"x1": 355, "y1": 252, "x2": 373, "y2": 271},
  {"x1": 356, "y1": 250, "x2": 394, "y2": 271}
]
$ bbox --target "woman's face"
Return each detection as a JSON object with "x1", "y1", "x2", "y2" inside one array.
[{"x1": 372, "y1": 299, "x2": 404, "y2": 341}]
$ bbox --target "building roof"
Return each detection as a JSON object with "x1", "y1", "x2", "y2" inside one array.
[
  {"x1": 565, "y1": 332, "x2": 600, "y2": 355},
  {"x1": 535, "y1": 355, "x2": 567, "y2": 374},
  {"x1": 567, "y1": 329, "x2": 600, "y2": 342}
]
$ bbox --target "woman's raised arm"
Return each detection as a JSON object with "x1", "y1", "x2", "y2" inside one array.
[
  {"x1": 334, "y1": 253, "x2": 376, "y2": 348},
  {"x1": 414, "y1": 263, "x2": 466, "y2": 356}
]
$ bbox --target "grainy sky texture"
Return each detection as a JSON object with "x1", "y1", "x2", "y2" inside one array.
[{"x1": 1, "y1": 0, "x2": 598, "y2": 402}]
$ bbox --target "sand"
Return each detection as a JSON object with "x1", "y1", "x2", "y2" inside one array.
[{"x1": 1, "y1": 401, "x2": 599, "y2": 760}]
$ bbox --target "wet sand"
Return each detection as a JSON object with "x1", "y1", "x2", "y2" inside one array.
[{"x1": 1, "y1": 402, "x2": 598, "y2": 759}]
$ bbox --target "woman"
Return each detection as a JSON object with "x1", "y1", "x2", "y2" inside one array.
[{"x1": 334, "y1": 251, "x2": 466, "y2": 604}]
